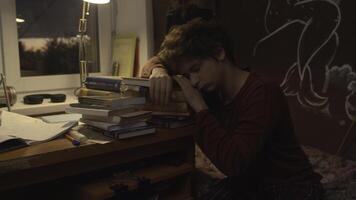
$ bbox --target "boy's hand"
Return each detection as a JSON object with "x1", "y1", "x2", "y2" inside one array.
[
  {"x1": 173, "y1": 76, "x2": 208, "y2": 113},
  {"x1": 149, "y1": 68, "x2": 172, "y2": 105}
]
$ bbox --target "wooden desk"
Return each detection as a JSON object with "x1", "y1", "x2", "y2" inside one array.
[{"x1": 0, "y1": 126, "x2": 196, "y2": 199}]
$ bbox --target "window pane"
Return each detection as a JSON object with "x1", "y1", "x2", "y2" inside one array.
[{"x1": 16, "y1": 0, "x2": 100, "y2": 77}]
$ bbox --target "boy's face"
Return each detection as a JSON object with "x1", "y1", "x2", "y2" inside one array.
[{"x1": 172, "y1": 57, "x2": 223, "y2": 92}]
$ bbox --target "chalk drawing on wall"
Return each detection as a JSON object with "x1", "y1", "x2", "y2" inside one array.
[{"x1": 253, "y1": 0, "x2": 356, "y2": 152}]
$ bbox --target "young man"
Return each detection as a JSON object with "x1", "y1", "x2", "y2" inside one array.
[{"x1": 141, "y1": 19, "x2": 323, "y2": 199}]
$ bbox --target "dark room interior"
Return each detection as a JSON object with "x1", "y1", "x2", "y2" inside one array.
[{"x1": 0, "y1": 0, "x2": 356, "y2": 199}]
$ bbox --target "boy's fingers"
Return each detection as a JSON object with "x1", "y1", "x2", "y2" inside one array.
[
  {"x1": 172, "y1": 76, "x2": 182, "y2": 86},
  {"x1": 180, "y1": 76, "x2": 190, "y2": 83},
  {"x1": 154, "y1": 80, "x2": 160, "y2": 104},
  {"x1": 160, "y1": 78, "x2": 167, "y2": 105},
  {"x1": 150, "y1": 78, "x2": 155, "y2": 102},
  {"x1": 165, "y1": 79, "x2": 172, "y2": 105}
]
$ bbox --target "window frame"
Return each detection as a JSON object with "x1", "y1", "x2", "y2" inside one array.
[{"x1": 0, "y1": 0, "x2": 113, "y2": 93}]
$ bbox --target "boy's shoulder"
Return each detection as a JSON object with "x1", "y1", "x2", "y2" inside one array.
[
  {"x1": 244, "y1": 73, "x2": 282, "y2": 94},
  {"x1": 239, "y1": 73, "x2": 285, "y2": 104}
]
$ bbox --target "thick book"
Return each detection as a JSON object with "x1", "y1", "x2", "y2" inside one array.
[
  {"x1": 81, "y1": 115, "x2": 122, "y2": 124},
  {"x1": 78, "y1": 95, "x2": 146, "y2": 108},
  {"x1": 103, "y1": 126, "x2": 156, "y2": 139},
  {"x1": 85, "y1": 76, "x2": 122, "y2": 92},
  {"x1": 122, "y1": 77, "x2": 150, "y2": 87},
  {"x1": 150, "y1": 111, "x2": 191, "y2": 117},
  {"x1": 82, "y1": 119, "x2": 149, "y2": 132},
  {"x1": 143, "y1": 102, "x2": 189, "y2": 113},
  {"x1": 81, "y1": 111, "x2": 152, "y2": 127},
  {"x1": 40, "y1": 113, "x2": 82, "y2": 123},
  {"x1": 148, "y1": 118, "x2": 194, "y2": 129},
  {"x1": 66, "y1": 104, "x2": 137, "y2": 117}
]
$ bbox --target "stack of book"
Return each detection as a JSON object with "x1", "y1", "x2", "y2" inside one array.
[
  {"x1": 120, "y1": 77, "x2": 194, "y2": 128},
  {"x1": 66, "y1": 76, "x2": 156, "y2": 139},
  {"x1": 142, "y1": 90, "x2": 194, "y2": 129}
]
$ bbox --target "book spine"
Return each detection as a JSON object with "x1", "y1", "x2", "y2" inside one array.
[
  {"x1": 150, "y1": 111, "x2": 190, "y2": 117},
  {"x1": 143, "y1": 102, "x2": 188, "y2": 113},
  {"x1": 65, "y1": 106, "x2": 109, "y2": 117},
  {"x1": 103, "y1": 131, "x2": 120, "y2": 140},
  {"x1": 103, "y1": 131, "x2": 119, "y2": 139},
  {"x1": 77, "y1": 88, "x2": 116, "y2": 96},
  {"x1": 122, "y1": 78, "x2": 150, "y2": 87},
  {"x1": 82, "y1": 115, "x2": 122, "y2": 124},
  {"x1": 85, "y1": 82, "x2": 121, "y2": 92},
  {"x1": 85, "y1": 78, "x2": 121, "y2": 92},
  {"x1": 103, "y1": 126, "x2": 155, "y2": 139}
]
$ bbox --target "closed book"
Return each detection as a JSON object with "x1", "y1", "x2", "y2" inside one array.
[
  {"x1": 82, "y1": 115, "x2": 122, "y2": 124},
  {"x1": 103, "y1": 126, "x2": 156, "y2": 139},
  {"x1": 143, "y1": 102, "x2": 189, "y2": 113},
  {"x1": 151, "y1": 111, "x2": 191, "y2": 117},
  {"x1": 86, "y1": 82, "x2": 121, "y2": 92},
  {"x1": 79, "y1": 96, "x2": 146, "y2": 108},
  {"x1": 82, "y1": 111, "x2": 152, "y2": 124},
  {"x1": 81, "y1": 118, "x2": 149, "y2": 132},
  {"x1": 148, "y1": 118, "x2": 194, "y2": 129},
  {"x1": 77, "y1": 88, "x2": 118, "y2": 97},
  {"x1": 66, "y1": 104, "x2": 136, "y2": 117},
  {"x1": 126, "y1": 85, "x2": 149, "y2": 97},
  {"x1": 86, "y1": 76, "x2": 122, "y2": 82},
  {"x1": 85, "y1": 76, "x2": 122, "y2": 92},
  {"x1": 122, "y1": 77, "x2": 150, "y2": 87}
]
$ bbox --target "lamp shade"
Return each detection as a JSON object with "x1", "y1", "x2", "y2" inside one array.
[{"x1": 83, "y1": 0, "x2": 110, "y2": 4}]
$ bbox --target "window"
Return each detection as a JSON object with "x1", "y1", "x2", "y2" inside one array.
[
  {"x1": 16, "y1": 0, "x2": 100, "y2": 77},
  {"x1": 0, "y1": 0, "x2": 112, "y2": 92}
]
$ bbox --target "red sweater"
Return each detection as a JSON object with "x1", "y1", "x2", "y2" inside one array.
[{"x1": 195, "y1": 73, "x2": 321, "y2": 189}]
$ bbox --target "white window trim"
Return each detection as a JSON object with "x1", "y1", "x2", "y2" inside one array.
[{"x1": 0, "y1": 0, "x2": 113, "y2": 93}]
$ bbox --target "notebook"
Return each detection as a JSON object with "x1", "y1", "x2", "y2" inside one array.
[{"x1": 0, "y1": 111, "x2": 77, "y2": 152}]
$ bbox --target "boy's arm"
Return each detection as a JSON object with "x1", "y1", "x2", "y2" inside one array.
[
  {"x1": 194, "y1": 84, "x2": 281, "y2": 177},
  {"x1": 141, "y1": 56, "x2": 173, "y2": 105},
  {"x1": 141, "y1": 56, "x2": 166, "y2": 78}
]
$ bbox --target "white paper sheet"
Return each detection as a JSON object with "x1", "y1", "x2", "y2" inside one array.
[{"x1": 0, "y1": 111, "x2": 76, "y2": 144}]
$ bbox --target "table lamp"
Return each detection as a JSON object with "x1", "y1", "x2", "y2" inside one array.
[{"x1": 78, "y1": 0, "x2": 111, "y2": 87}]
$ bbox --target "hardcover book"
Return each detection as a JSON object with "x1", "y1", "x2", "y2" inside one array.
[
  {"x1": 78, "y1": 95, "x2": 146, "y2": 108},
  {"x1": 66, "y1": 104, "x2": 137, "y2": 117},
  {"x1": 85, "y1": 76, "x2": 122, "y2": 92}
]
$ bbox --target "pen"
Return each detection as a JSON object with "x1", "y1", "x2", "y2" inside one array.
[
  {"x1": 65, "y1": 134, "x2": 81, "y2": 146},
  {"x1": 69, "y1": 130, "x2": 88, "y2": 144}
]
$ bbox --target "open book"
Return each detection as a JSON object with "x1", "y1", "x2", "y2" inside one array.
[{"x1": 0, "y1": 111, "x2": 77, "y2": 153}]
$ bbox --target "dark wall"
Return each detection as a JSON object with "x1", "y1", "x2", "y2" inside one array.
[
  {"x1": 216, "y1": 0, "x2": 356, "y2": 157},
  {"x1": 152, "y1": 0, "x2": 170, "y2": 53}
]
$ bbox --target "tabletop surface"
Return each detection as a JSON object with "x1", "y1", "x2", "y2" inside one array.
[{"x1": 0, "y1": 126, "x2": 196, "y2": 166}]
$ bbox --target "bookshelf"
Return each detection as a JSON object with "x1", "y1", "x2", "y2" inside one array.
[{"x1": 74, "y1": 163, "x2": 194, "y2": 199}]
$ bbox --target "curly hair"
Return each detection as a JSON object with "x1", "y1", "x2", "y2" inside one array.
[{"x1": 157, "y1": 18, "x2": 235, "y2": 70}]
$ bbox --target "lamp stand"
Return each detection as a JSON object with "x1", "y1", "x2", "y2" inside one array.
[
  {"x1": 0, "y1": 74, "x2": 11, "y2": 111},
  {"x1": 78, "y1": 1, "x2": 91, "y2": 87}
]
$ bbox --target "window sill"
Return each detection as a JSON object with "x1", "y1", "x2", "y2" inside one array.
[{"x1": 1, "y1": 89, "x2": 78, "y2": 116}]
